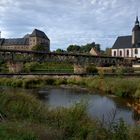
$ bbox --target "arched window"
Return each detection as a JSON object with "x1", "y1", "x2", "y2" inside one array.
[
  {"x1": 120, "y1": 50, "x2": 122, "y2": 56},
  {"x1": 135, "y1": 48, "x2": 138, "y2": 54},
  {"x1": 114, "y1": 51, "x2": 116, "y2": 56},
  {"x1": 127, "y1": 50, "x2": 129, "y2": 57}
]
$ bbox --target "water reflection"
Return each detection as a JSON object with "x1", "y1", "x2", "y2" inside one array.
[
  {"x1": 0, "y1": 86, "x2": 139, "y2": 125},
  {"x1": 40, "y1": 88, "x2": 135, "y2": 124}
]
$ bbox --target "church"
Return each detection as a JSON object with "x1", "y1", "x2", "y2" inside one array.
[{"x1": 112, "y1": 16, "x2": 140, "y2": 58}]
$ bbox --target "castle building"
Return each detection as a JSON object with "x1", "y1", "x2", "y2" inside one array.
[
  {"x1": 0, "y1": 29, "x2": 50, "y2": 52},
  {"x1": 112, "y1": 16, "x2": 140, "y2": 58}
]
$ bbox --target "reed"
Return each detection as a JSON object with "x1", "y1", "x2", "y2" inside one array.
[{"x1": 0, "y1": 91, "x2": 140, "y2": 140}]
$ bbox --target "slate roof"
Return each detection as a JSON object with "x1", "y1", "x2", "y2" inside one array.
[
  {"x1": 112, "y1": 36, "x2": 133, "y2": 49},
  {"x1": 0, "y1": 29, "x2": 49, "y2": 47},
  {"x1": 2, "y1": 38, "x2": 29, "y2": 46},
  {"x1": 132, "y1": 25, "x2": 140, "y2": 31},
  {"x1": 30, "y1": 29, "x2": 49, "y2": 40}
]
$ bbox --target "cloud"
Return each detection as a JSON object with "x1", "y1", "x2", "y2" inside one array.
[{"x1": 0, "y1": 0, "x2": 140, "y2": 50}]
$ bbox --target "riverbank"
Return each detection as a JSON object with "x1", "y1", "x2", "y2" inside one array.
[
  {"x1": 0, "y1": 91, "x2": 140, "y2": 140},
  {"x1": 0, "y1": 76, "x2": 140, "y2": 98}
]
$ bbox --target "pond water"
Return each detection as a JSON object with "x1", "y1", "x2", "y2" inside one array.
[{"x1": 1, "y1": 86, "x2": 139, "y2": 125}]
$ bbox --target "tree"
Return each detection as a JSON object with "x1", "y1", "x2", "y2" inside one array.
[
  {"x1": 66, "y1": 42, "x2": 101, "y2": 54},
  {"x1": 104, "y1": 48, "x2": 111, "y2": 56},
  {"x1": 32, "y1": 45, "x2": 46, "y2": 52},
  {"x1": 95, "y1": 44, "x2": 101, "y2": 52},
  {"x1": 32, "y1": 45, "x2": 47, "y2": 58},
  {"x1": 55, "y1": 48, "x2": 65, "y2": 53},
  {"x1": 81, "y1": 42, "x2": 100, "y2": 53},
  {"x1": 67, "y1": 45, "x2": 81, "y2": 53}
]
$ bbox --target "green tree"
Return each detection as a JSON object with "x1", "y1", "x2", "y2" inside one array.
[
  {"x1": 67, "y1": 45, "x2": 81, "y2": 52},
  {"x1": 95, "y1": 44, "x2": 101, "y2": 52},
  {"x1": 104, "y1": 48, "x2": 111, "y2": 56},
  {"x1": 55, "y1": 48, "x2": 65, "y2": 53},
  {"x1": 32, "y1": 45, "x2": 46, "y2": 52},
  {"x1": 81, "y1": 42, "x2": 101, "y2": 53},
  {"x1": 67, "y1": 42, "x2": 101, "y2": 54}
]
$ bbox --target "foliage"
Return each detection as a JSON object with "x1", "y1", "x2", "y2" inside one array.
[
  {"x1": 67, "y1": 45, "x2": 81, "y2": 52},
  {"x1": 110, "y1": 119, "x2": 128, "y2": 140},
  {"x1": 32, "y1": 45, "x2": 46, "y2": 52},
  {"x1": 0, "y1": 77, "x2": 139, "y2": 98},
  {"x1": 103, "y1": 48, "x2": 112, "y2": 56},
  {"x1": 24, "y1": 62, "x2": 40, "y2": 72},
  {"x1": 86, "y1": 65, "x2": 98, "y2": 74},
  {"x1": 0, "y1": 92, "x2": 48, "y2": 122},
  {"x1": 116, "y1": 67, "x2": 134, "y2": 75},
  {"x1": 0, "y1": 91, "x2": 140, "y2": 140},
  {"x1": 55, "y1": 48, "x2": 65, "y2": 53},
  {"x1": 24, "y1": 62, "x2": 73, "y2": 73},
  {"x1": 67, "y1": 42, "x2": 101, "y2": 53},
  {"x1": 81, "y1": 42, "x2": 100, "y2": 53},
  {"x1": 0, "y1": 122, "x2": 38, "y2": 140}
]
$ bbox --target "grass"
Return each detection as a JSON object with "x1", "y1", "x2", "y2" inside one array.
[
  {"x1": 0, "y1": 122, "x2": 38, "y2": 140},
  {"x1": 0, "y1": 76, "x2": 140, "y2": 98},
  {"x1": 24, "y1": 62, "x2": 74, "y2": 73},
  {"x1": 0, "y1": 91, "x2": 140, "y2": 140}
]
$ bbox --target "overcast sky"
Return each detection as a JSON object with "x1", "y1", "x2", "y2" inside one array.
[{"x1": 0, "y1": 0, "x2": 140, "y2": 50}]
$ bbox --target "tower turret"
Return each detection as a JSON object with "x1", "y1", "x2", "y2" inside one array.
[{"x1": 132, "y1": 16, "x2": 140, "y2": 45}]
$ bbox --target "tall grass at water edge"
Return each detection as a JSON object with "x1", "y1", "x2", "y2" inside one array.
[
  {"x1": 0, "y1": 77, "x2": 140, "y2": 98},
  {"x1": 0, "y1": 91, "x2": 140, "y2": 140}
]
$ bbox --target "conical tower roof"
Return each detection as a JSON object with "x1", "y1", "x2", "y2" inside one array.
[{"x1": 133, "y1": 16, "x2": 140, "y2": 31}]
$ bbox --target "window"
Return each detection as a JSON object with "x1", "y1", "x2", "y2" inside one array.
[
  {"x1": 135, "y1": 48, "x2": 138, "y2": 54},
  {"x1": 127, "y1": 50, "x2": 129, "y2": 57},
  {"x1": 114, "y1": 51, "x2": 116, "y2": 56},
  {"x1": 120, "y1": 50, "x2": 122, "y2": 56}
]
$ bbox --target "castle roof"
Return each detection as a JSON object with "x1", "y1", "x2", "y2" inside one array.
[
  {"x1": 30, "y1": 29, "x2": 49, "y2": 40},
  {"x1": 1, "y1": 38, "x2": 29, "y2": 46},
  {"x1": 112, "y1": 36, "x2": 132, "y2": 49},
  {"x1": 0, "y1": 29, "x2": 49, "y2": 47}
]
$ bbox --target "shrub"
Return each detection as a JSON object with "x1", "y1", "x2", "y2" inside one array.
[
  {"x1": 24, "y1": 62, "x2": 40, "y2": 72},
  {"x1": 116, "y1": 67, "x2": 134, "y2": 76},
  {"x1": 86, "y1": 65, "x2": 98, "y2": 74},
  {"x1": 110, "y1": 119, "x2": 128, "y2": 140},
  {"x1": 0, "y1": 122, "x2": 38, "y2": 140},
  {"x1": 0, "y1": 92, "x2": 48, "y2": 122}
]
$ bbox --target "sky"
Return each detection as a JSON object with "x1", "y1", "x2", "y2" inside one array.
[{"x1": 0, "y1": 0, "x2": 140, "y2": 51}]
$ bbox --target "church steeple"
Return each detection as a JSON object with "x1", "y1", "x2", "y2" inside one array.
[
  {"x1": 135, "y1": 16, "x2": 139, "y2": 25},
  {"x1": 132, "y1": 16, "x2": 140, "y2": 45},
  {"x1": 132, "y1": 16, "x2": 140, "y2": 32}
]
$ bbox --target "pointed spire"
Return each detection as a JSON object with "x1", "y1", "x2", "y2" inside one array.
[{"x1": 135, "y1": 16, "x2": 139, "y2": 25}]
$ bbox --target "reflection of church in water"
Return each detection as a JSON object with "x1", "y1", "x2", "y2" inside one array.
[{"x1": 112, "y1": 16, "x2": 140, "y2": 58}]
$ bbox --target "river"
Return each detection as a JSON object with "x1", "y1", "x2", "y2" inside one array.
[{"x1": 1, "y1": 86, "x2": 139, "y2": 125}]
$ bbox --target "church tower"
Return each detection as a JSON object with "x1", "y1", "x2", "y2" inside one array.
[{"x1": 132, "y1": 16, "x2": 140, "y2": 46}]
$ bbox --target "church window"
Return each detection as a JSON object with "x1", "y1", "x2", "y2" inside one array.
[
  {"x1": 135, "y1": 48, "x2": 138, "y2": 54},
  {"x1": 120, "y1": 50, "x2": 122, "y2": 56},
  {"x1": 127, "y1": 50, "x2": 129, "y2": 56},
  {"x1": 114, "y1": 51, "x2": 116, "y2": 56}
]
